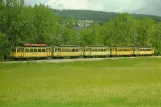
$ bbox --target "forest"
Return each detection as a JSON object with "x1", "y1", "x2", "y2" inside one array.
[
  {"x1": 1, "y1": 0, "x2": 161, "y2": 60},
  {"x1": 53, "y1": 9, "x2": 161, "y2": 22}
]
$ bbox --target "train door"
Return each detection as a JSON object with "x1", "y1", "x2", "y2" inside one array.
[
  {"x1": 80, "y1": 48, "x2": 84, "y2": 56},
  {"x1": 85, "y1": 48, "x2": 91, "y2": 56},
  {"x1": 53, "y1": 48, "x2": 61, "y2": 57},
  {"x1": 135, "y1": 47, "x2": 139, "y2": 55},
  {"x1": 111, "y1": 47, "x2": 117, "y2": 56},
  {"x1": 133, "y1": 47, "x2": 137, "y2": 55},
  {"x1": 107, "y1": 47, "x2": 110, "y2": 56},
  {"x1": 46, "y1": 48, "x2": 52, "y2": 57},
  {"x1": 17, "y1": 48, "x2": 24, "y2": 58}
]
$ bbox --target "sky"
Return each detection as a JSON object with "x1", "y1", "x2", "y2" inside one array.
[{"x1": 24, "y1": 0, "x2": 161, "y2": 16}]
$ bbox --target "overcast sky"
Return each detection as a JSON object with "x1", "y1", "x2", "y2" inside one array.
[{"x1": 24, "y1": 0, "x2": 161, "y2": 16}]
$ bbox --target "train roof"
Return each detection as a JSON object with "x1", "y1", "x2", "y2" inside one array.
[
  {"x1": 11, "y1": 46, "x2": 51, "y2": 48},
  {"x1": 56, "y1": 45, "x2": 80, "y2": 47},
  {"x1": 85, "y1": 45, "x2": 106, "y2": 47},
  {"x1": 112, "y1": 46, "x2": 153, "y2": 48}
]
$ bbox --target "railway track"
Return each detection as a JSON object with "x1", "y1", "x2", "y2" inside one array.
[{"x1": 1, "y1": 56, "x2": 161, "y2": 64}]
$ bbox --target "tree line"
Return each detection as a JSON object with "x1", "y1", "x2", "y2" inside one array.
[
  {"x1": 53, "y1": 9, "x2": 161, "y2": 22},
  {"x1": 0, "y1": 0, "x2": 161, "y2": 60}
]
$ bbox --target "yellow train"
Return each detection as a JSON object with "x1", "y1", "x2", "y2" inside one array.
[{"x1": 10, "y1": 44, "x2": 154, "y2": 59}]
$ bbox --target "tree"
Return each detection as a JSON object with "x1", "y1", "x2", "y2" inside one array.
[
  {"x1": 100, "y1": 20, "x2": 114, "y2": 46},
  {"x1": 32, "y1": 4, "x2": 56, "y2": 44},
  {"x1": 91, "y1": 22, "x2": 101, "y2": 45},
  {"x1": 80, "y1": 28, "x2": 93, "y2": 46},
  {"x1": 112, "y1": 13, "x2": 137, "y2": 46},
  {"x1": 152, "y1": 22, "x2": 161, "y2": 55},
  {"x1": 0, "y1": 33, "x2": 9, "y2": 60},
  {"x1": 136, "y1": 17, "x2": 154, "y2": 46}
]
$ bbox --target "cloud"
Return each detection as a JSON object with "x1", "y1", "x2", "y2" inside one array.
[{"x1": 24, "y1": 0, "x2": 161, "y2": 16}]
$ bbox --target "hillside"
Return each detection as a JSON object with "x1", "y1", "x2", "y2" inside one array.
[{"x1": 53, "y1": 9, "x2": 161, "y2": 22}]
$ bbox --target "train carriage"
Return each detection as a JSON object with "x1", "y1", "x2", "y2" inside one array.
[
  {"x1": 10, "y1": 44, "x2": 52, "y2": 58},
  {"x1": 52, "y1": 45, "x2": 83, "y2": 58},
  {"x1": 135, "y1": 47, "x2": 154, "y2": 56},
  {"x1": 111, "y1": 47, "x2": 134, "y2": 56},
  {"x1": 84, "y1": 46, "x2": 111, "y2": 57}
]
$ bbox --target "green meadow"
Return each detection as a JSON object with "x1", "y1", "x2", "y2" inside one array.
[{"x1": 0, "y1": 58, "x2": 161, "y2": 107}]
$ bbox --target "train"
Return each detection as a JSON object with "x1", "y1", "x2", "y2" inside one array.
[{"x1": 10, "y1": 44, "x2": 154, "y2": 59}]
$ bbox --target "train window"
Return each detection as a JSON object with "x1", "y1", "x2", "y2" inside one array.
[
  {"x1": 55, "y1": 49, "x2": 58, "y2": 52},
  {"x1": 118, "y1": 49, "x2": 122, "y2": 51},
  {"x1": 68, "y1": 49, "x2": 71, "y2": 52},
  {"x1": 72, "y1": 49, "x2": 75, "y2": 52},
  {"x1": 12, "y1": 49, "x2": 16, "y2": 52},
  {"x1": 72, "y1": 49, "x2": 78, "y2": 52},
  {"x1": 140, "y1": 49, "x2": 143, "y2": 51},
  {"x1": 17, "y1": 49, "x2": 20, "y2": 52},
  {"x1": 125, "y1": 49, "x2": 128, "y2": 51},
  {"x1": 17, "y1": 48, "x2": 24, "y2": 52},
  {"x1": 147, "y1": 49, "x2": 149, "y2": 51},
  {"x1": 25, "y1": 49, "x2": 30, "y2": 52},
  {"x1": 62, "y1": 49, "x2": 67, "y2": 52},
  {"x1": 38, "y1": 49, "x2": 41, "y2": 52},
  {"x1": 86, "y1": 49, "x2": 90, "y2": 51},
  {"x1": 42, "y1": 49, "x2": 45, "y2": 52},
  {"x1": 47, "y1": 49, "x2": 51, "y2": 52},
  {"x1": 34, "y1": 49, "x2": 37, "y2": 52},
  {"x1": 30, "y1": 49, "x2": 33, "y2": 52}
]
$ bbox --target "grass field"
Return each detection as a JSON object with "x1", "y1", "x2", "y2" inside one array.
[{"x1": 0, "y1": 58, "x2": 161, "y2": 107}]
